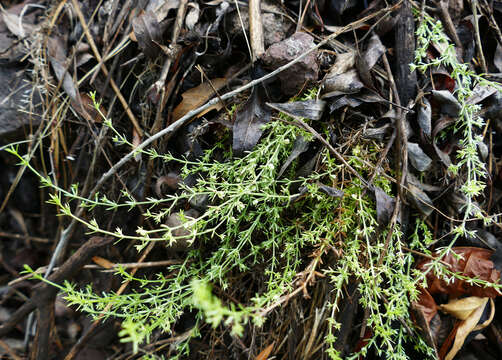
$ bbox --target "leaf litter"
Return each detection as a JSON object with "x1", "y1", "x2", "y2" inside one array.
[{"x1": 0, "y1": 0, "x2": 502, "y2": 359}]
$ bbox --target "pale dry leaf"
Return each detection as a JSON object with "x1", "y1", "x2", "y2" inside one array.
[
  {"x1": 146, "y1": 0, "x2": 180, "y2": 22},
  {"x1": 439, "y1": 296, "x2": 487, "y2": 320},
  {"x1": 1, "y1": 7, "x2": 38, "y2": 38},
  {"x1": 327, "y1": 51, "x2": 356, "y2": 77},
  {"x1": 255, "y1": 342, "x2": 274, "y2": 360},
  {"x1": 185, "y1": 2, "x2": 200, "y2": 30},
  {"x1": 444, "y1": 297, "x2": 489, "y2": 360},
  {"x1": 172, "y1": 78, "x2": 226, "y2": 120}
]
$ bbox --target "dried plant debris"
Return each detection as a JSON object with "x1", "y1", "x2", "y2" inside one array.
[
  {"x1": 2, "y1": 1, "x2": 502, "y2": 360},
  {"x1": 232, "y1": 71, "x2": 271, "y2": 156}
]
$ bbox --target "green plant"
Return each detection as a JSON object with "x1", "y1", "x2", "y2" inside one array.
[
  {"x1": 411, "y1": 11, "x2": 499, "y2": 228},
  {"x1": 8, "y1": 11, "x2": 502, "y2": 360}
]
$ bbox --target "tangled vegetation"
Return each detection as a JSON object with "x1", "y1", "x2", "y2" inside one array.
[{"x1": 5, "y1": 7, "x2": 502, "y2": 360}]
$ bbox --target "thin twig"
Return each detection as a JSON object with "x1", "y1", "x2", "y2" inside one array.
[
  {"x1": 285, "y1": 116, "x2": 368, "y2": 187},
  {"x1": 471, "y1": 0, "x2": 488, "y2": 73},
  {"x1": 0, "y1": 339, "x2": 23, "y2": 360},
  {"x1": 70, "y1": 0, "x2": 142, "y2": 136},
  {"x1": 382, "y1": 52, "x2": 408, "y2": 200},
  {"x1": 151, "y1": 0, "x2": 188, "y2": 96},
  {"x1": 249, "y1": 0, "x2": 265, "y2": 61}
]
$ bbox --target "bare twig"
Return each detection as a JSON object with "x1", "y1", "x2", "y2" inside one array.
[
  {"x1": 0, "y1": 339, "x2": 23, "y2": 360},
  {"x1": 70, "y1": 0, "x2": 142, "y2": 136},
  {"x1": 278, "y1": 114, "x2": 368, "y2": 187},
  {"x1": 382, "y1": 52, "x2": 408, "y2": 199},
  {"x1": 249, "y1": 0, "x2": 265, "y2": 61},
  {"x1": 151, "y1": 0, "x2": 188, "y2": 97},
  {"x1": 471, "y1": 0, "x2": 488, "y2": 72},
  {"x1": 436, "y1": 0, "x2": 463, "y2": 54}
]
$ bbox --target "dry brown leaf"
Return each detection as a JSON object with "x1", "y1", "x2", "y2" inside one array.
[
  {"x1": 326, "y1": 51, "x2": 356, "y2": 77},
  {"x1": 444, "y1": 297, "x2": 488, "y2": 360},
  {"x1": 254, "y1": 342, "x2": 274, "y2": 360},
  {"x1": 439, "y1": 296, "x2": 487, "y2": 320},
  {"x1": 416, "y1": 247, "x2": 502, "y2": 298},
  {"x1": 1, "y1": 6, "x2": 39, "y2": 38},
  {"x1": 172, "y1": 78, "x2": 226, "y2": 121},
  {"x1": 92, "y1": 256, "x2": 115, "y2": 269}
]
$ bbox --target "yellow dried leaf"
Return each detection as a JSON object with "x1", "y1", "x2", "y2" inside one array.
[
  {"x1": 439, "y1": 296, "x2": 487, "y2": 320},
  {"x1": 445, "y1": 297, "x2": 489, "y2": 360}
]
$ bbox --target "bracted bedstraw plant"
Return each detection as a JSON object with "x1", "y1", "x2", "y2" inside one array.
[
  {"x1": 8, "y1": 14, "x2": 502, "y2": 359},
  {"x1": 14, "y1": 117, "x2": 442, "y2": 360},
  {"x1": 411, "y1": 11, "x2": 501, "y2": 234}
]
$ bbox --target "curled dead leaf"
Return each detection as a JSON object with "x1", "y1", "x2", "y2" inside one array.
[{"x1": 439, "y1": 296, "x2": 488, "y2": 320}]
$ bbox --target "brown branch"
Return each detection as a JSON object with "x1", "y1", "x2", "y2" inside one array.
[
  {"x1": 0, "y1": 237, "x2": 111, "y2": 338},
  {"x1": 249, "y1": 0, "x2": 265, "y2": 61},
  {"x1": 70, "y1": 0, "x2": 143, "y2": 136}
]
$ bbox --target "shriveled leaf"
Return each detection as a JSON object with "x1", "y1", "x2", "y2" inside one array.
[
  {"x1": 48, "y1": 37, "x2": 76, "y2": 99},
  {"x1": 363, "y1": 124, "x2": 391, "y2": 141},
  {"x1": 1, "y1": 6, "x2": 38, "y2": 38},
  {"x1": 411, "y1": 294, "x2": 440, "y2": 356},
  {"x1": 317, "y1": 183, "x2": 344, "y2": 198},
  {"x1": 407, "y1": 183, "x2": 434, "y2": 217},
  {"x1": 326, "y1": 51, "x2": 356, "y2": 77},
  {"x1": 172, "y1": 78, "x2": 226, "y2": 121},
  {"x1": 431, "y1": 90, "x2": 461, "y2": 117},
  {"x1": 292, "y1": 182, "x2": 343, "y2": 202},
  {"x1": 146, "y1": 0, "x2": 180, "y2": 22},
  {"x1": 132, "y1": 10, "x2": 163, "y2": 59},
  {"x1": 444, "y1": 297, "x2": 489, "y2": 360},
  {"x1": 408, "y1": 142, "x2": 432, "y2": 172},
  {"x1": 363, "y1": 34, "x2": 385, "y2": 70},
  {"x1": 133, "y1": 128, "x2": 141, "y2": 161},
  {"x1": 432, "y1": 71, "x2": 456, "y2": 92},
  {"x1": 467, "y1": 84, "x2": 497, "y2": 105},
  {"x1": 330, "y1": 0, "x2": 358, "y2": 15},
  {"x1": 414, "y1": 288, "x2": 439, "y2": 325},
  {"x1": 47, "y1": 38, "x2": 103, "y2": 123},
  {"x1": 185, "y1": 2, "x2": 200, "y2": 30},
  {"x1": 323, "y1": 69, "x2": 364, "y2": 94},
  {"x1": 266, "y1": 100, "x2": 326, "y2": 120},
  {"x1": 439, "y1": 296, "x2": 488, "y2": 320},
  {"x1": 494, "y1": 42, "x2": 502, "y2": 72},
  {"x1": 255, "y1": 342, "x2": 274, "y2": 360},
  {"x1": 327, "y1": 96, "x2": 363, "y2": 112},
  {"x1": 278, "y1": 136, "x2": 310, "y2": 177},
  {"x1": 417, "y1": 97, "x2": 432, "y2": 137},
  {"x1": 432, "y1": 115, "x2": 456, "y2": 166},
  {"x1": 355, "y1": 54, "x2": 374, "y2": 89},
  {"x1": 295, "y1": 150, "x2": 321, "y2": 178},
  {"x1": 233, "y1": 85, "x2": 271, "y2": 156},
  {"x1": 155, "y1": 172, "x2": 181, "y2": 196},
  {"x1": 373, "y1": 186, "x2": 397, "y2": 225}
]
